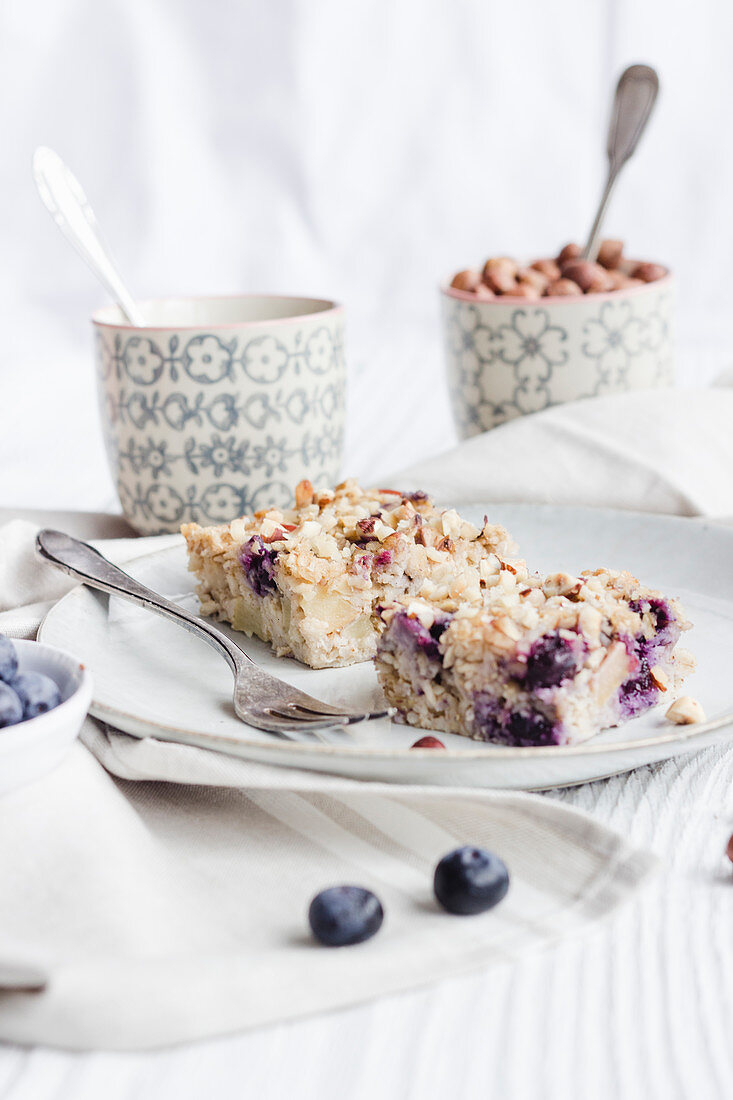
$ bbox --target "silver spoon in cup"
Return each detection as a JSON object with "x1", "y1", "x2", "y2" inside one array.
[
  {"x1": 582, "y1": 64, "x2": 660, "y2": 262},
  {"x1": 32, "y1": 146, "x2": 146, "y2": 327}
]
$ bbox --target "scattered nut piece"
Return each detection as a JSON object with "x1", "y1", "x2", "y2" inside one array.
[
  {"x1": 597, "y1": 239, "x2": 624, "y2": 269},
  {"x1": 726, "y1": 834, "x2": 733, "y2": 866},
  {"x1": 665, "y1": 696, "x2": 706, "y2": 725},
  {"x1": 450, "y1": 269, "x2": 481, "y2": 292}
]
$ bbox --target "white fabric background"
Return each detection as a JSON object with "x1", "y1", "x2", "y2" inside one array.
[{"x1": 3, "y1": 0, "x2": 733, "y2": 509}]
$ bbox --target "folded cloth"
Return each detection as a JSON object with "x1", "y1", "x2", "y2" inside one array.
[
  {"x1": 0, "y1": 517, "x2": 656, "y2": 1050},
  {"x1": 393, "y1": 388, "x2": 733, "y2": 518}
]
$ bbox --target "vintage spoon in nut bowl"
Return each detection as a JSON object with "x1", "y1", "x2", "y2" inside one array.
[
  {"x1": 32, "y1": 146, "x2": 146, "y2": 327},
  {"x1": 582, "y1": 64, "x2": 660, "y2": 262}
]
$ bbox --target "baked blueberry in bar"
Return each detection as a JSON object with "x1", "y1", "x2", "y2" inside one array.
[
  {"x1": 181, "y1": 479, "x2": 516, "y2": 668},
  {"x1": 375, "y1": 567, "x2": 694, "y2": 745}
]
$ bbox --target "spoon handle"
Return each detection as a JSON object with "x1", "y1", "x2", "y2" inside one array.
[
  {"x1": 32, "y1": 147, "x2": 146, "y2": 327},
  {"x1": 583, "y1": 64, "x2": 660, "y2": 261}
]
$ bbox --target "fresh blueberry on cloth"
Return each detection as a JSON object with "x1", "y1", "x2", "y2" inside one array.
[
  {"x1": 433, "y1": 846, "x2": 510, "y2": 915},
  {"x1": 308, "y1": 886, "x2": 384, "y2": 946}
]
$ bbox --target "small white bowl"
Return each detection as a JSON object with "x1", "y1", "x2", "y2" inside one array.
[
  {"x1": 441, "y1": 270, "x2": 674, "y2": 437},
  {"x1": 0, "y1": 639, "x2": 92, "y2": 795}
]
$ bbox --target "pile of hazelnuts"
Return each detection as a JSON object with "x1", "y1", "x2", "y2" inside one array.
[{"x1": 450, "y1": 240, "x2": 667, "y2": 300}]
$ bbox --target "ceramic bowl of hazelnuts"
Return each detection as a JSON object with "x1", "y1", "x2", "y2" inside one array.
[{"x1": 441, "y1": 240, "x2": 673, "y2": 437}]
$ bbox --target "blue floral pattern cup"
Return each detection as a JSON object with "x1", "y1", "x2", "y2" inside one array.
[
  {"x1": 94, "y1": 295, "x2": 346, "y2": 534},
  {"x1": 441, "y1": 274, "x2": 674, "y2": 437}
]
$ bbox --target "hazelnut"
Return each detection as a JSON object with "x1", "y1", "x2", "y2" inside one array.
[
  {"x1": 665, "y1": 696, "x2": 706, "y2": 725},
  {"x1": 482, "y1": 256, "x2": 518, "y2": 294},
  {"x1": 517, "y1": 266, "x2": 548, "y2": 293},
  {"x1": 631, "y1": 262, "x2": 667, "y2": 283},
  {"x1": 507, "y1": 282, "x2": 541, "y2": 300},
  {"x1": 597, "y1": 239, "x2": 624, "y2": 269},
  {"x1": 561, "y1": 259, "x2": 613, "y2": 293},
  {"x1": 473, "y1": 282, "x2": 496, "y2": 300},
  {"x1": 544, "y1": 278, "x2": 583, "y2": 297},
  {"x1": 604, "y1": 269, "x2": 629, "y2": 290},
  {"x1": 726, "y1": 834, "x2": 733, "y2": 866},
  {"x1": 530, "y1": 258, "x2": 561, "y2": 281},
  {"x1": 450, "y1": 269, "x2": 482, "y2": 292},
  {"x1": 557, "y1": 242, "x2": 581, "y2": 265},
  {"x1": 607, "y1": 271, "x2": 646, "y2": 291}
]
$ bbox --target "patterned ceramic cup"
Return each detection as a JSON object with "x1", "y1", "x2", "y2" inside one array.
[
  {"x1": 93, "y1": 295, "x2": 345, "y2": 534},
  {"x1": 441, "y1": 271, "x2": 674, "y2": 437}
]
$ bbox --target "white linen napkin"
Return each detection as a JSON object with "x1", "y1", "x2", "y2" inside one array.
[
  {"x1": 0, "y1": 516, "x2": 656, "y2": 1050},
  {"x1": 392, "y1": 387, "x2": 733, "y2": 518}
]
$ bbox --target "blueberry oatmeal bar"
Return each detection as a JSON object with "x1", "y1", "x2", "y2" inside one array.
[
  {"x1": 181, "y1": 479, "x2": 516, "y2": 668},
  {"x1": 375, "y1": 566, "x2": 694, "y2": 746}
]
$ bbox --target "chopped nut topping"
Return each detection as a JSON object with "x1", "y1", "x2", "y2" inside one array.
[
  {"x1": 649, "y1": 665, "x2": 669, "y2": 691},
  {"x1": 441, "y1": 509, "x2": 463, "y2": 538},
  {"x1": 295, "y1": 479, "x2": 315, "y2": 508},
  {"x1": 493, "y1": 615, "x2": 522, "y2": 641},
  {"x1": 543, "y1": 572, "x2": 582, "y2": 599}
]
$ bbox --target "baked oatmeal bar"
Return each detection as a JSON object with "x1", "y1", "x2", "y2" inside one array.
[
  {"x1": 181, "y1": 479, "x2": 516, "y2": 668},
  {"x1": 375, "y1": 565, "x2": 694, "y2": 745}
]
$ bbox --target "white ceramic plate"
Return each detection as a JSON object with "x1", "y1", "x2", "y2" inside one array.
[{"x1": 39, "y1": 505, "x2": 733, "y2": 790}]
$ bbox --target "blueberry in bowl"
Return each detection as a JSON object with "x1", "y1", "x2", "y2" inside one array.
[
  {"x1": 11, "y1": 671, "x2": 62, "y2": 720},
  {"x1": 0, "y1": 635, "x2": 19, "y2": 683},
  {"x1": 0, "y1": 633, "x2": 92, "y2": 794},
  {"x1": 0, "y1": 682, "x2": 23, "y2": 727}
]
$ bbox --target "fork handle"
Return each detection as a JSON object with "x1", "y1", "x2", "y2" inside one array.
[{"x1": 36, "y1": 529, "x2": 247, "y2": 676}]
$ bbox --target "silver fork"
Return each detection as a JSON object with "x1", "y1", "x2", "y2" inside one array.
[{"x1": 36, "y1": 530, "x2": 394, "y2": 738}]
